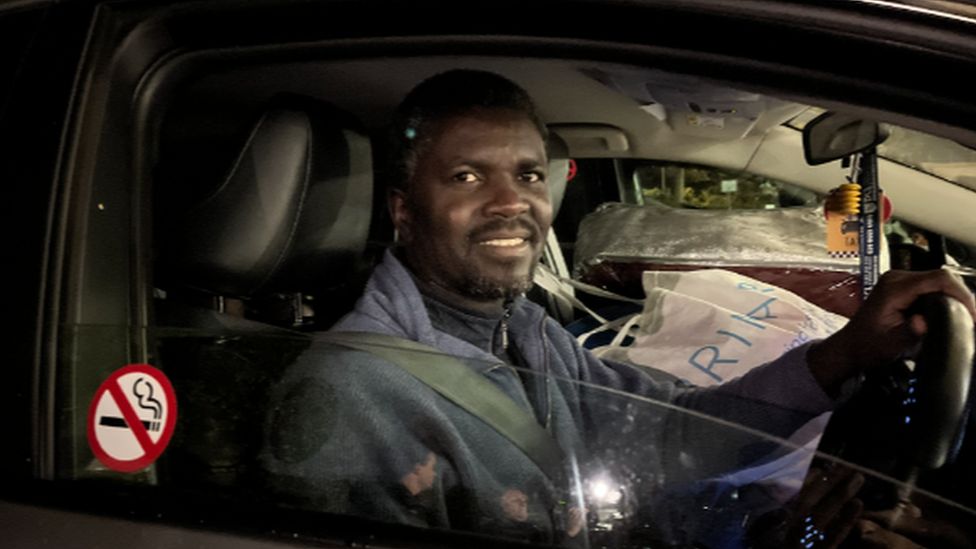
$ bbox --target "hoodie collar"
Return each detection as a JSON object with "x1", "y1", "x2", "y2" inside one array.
[{"x1": 342, "y1": 249, "x2": 548, "y2": 368}]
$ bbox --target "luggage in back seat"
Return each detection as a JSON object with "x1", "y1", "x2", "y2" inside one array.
[{"x1": 572, "y1": 201, "x2": 866, "y2": 318}]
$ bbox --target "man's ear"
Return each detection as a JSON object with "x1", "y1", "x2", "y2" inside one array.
[{"x1": 388, "y1": 187, "x2": 413, "y2": 243}]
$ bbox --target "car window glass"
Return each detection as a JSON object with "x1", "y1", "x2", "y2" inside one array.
[
  {"x1": 75, "y1": 326, "x2": 971, "y2": 547},
  {"x1": 790, "y1": 108, "x2": 976, "y2": 192},
  {"x1": 878, "y1": 127, "x2": 976, "y2": 191},
  {"x1": 51, "y1": 43, "x2": 976, "y2": 549},
  {"x1": 631, "y1": 162, "x2": 822, "y2": 210}
]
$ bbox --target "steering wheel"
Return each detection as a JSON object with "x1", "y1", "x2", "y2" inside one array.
[
  {"x1": 816, "y1": 293, "x2": 975, "y2": 510},
  {"x1": 902, "y1": 294, "x2": 976, "y2": 469}
]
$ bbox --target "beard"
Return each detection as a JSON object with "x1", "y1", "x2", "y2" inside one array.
[
  {"x1": 458, "y1": 267, "x2": 537, "y2": 301},
  {"x1": 400, "y1": 193, "x2": 547, "y2": 303},
  {"x1": 458, "y1": 217, "x2": 542, "y2": 300},
  {"x1": 402, "y1": 246, "x2": 539, "y2": 303},
  {"x1": 402, "y1": 219, "x2": 544, "y2": 302}
]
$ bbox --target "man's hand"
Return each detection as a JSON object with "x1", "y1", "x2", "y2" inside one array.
[
  {"x1": 750, "y1": 465, "x2": 864, "y2": 548},
  {"x1": 808, "y1": 269, "x2": 976, "y2": 396}
]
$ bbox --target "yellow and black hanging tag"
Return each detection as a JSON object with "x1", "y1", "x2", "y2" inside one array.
[{"x1": 826, "y1": 182, "x2": 861, "y2": 258}]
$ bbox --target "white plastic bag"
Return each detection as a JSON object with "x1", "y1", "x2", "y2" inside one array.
[
  {"x1": 590, "y1": 268, "x2": 847, "y2": 503},
  {"x1": 602, "y1": 269, "x2": 847, "y2": 385}
]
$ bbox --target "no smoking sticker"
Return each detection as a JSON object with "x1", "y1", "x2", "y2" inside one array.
[{"x1": 87, "y1": 364, "x2": 177, "y2": 472}]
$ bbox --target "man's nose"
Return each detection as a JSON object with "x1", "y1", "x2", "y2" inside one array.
[{"x1": 484, "y1": 176, "x2": 530, "y2": 218}]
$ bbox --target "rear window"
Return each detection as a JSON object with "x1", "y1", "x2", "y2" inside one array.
[{"x1": 631, "y1": 162, "x2": 821, "y2": 209}]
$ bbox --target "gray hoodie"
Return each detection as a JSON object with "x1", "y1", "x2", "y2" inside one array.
[{"x1": 260, "y1": 250, "x2": 833, "y2": 544}]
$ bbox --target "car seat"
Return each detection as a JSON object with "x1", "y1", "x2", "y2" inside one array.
[
  {"x1": 533, "y1": 133, "x2": 576, "y2": 324},
  {"x1": 152, "y1": 94, "x2": 373, "y2": 491}
]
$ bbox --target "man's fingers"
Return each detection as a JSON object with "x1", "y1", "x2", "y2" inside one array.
[
  {"x1": 876, "y1": 270, "x2": 976, "y2": 321},
  {"x1": 910, "y1": 314, "x2": 928, "y2": 337},
  {"x1": 936, "y1": 270, "x2": 976, "y2": 322}
]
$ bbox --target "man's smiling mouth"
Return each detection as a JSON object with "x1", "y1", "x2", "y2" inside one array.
[
  {"x1": 470, "y1": 218, "x2": 540, "y2": 251},
  {"x1": 479, "y1": 238, "x2": 527, "y2": 247}
]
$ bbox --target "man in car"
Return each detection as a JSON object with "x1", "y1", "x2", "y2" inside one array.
[{"x1": 261, "y1": 70, "x2": 976, "y2": 546}]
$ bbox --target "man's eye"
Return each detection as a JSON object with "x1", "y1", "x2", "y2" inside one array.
[
  {"x1": 520, "y1": 172, "x2": 545, "y2": 184},
  {"x1": 452, "y1": 172, "x2": 478, "y2": 183}
]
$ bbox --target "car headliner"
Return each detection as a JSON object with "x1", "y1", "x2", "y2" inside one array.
[{"x1": 166, "y1": 55, "x2": 976, "y2": 247}]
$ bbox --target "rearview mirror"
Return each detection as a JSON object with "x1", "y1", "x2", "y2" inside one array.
[{"x1": 802, "y1": 111, "x2": 889, "y2": 165}]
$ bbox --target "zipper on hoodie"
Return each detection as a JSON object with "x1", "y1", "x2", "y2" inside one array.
[
  {"x1": 538, "y1": 316, "x2": 554, "y2": 432},
  {"x1": 486, "y1": 300, "x2": 516, "y2": 376},
  {"x1": 487, "y1": 301, "x2": 540, "y2": 419},
  {"x1": 499, "y1": 300, "x2": 513, "y2": 351}
]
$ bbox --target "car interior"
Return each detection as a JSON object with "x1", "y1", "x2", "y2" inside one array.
[
  {"x1": 126, "y1": 52, "x2": 976, "y2": 509},
  {"x1": 32, "y1": 2, "x2": 976, "y2": 546},
  {"x1": 145, "y1": 55, "x2": 976, "y2": 329}
]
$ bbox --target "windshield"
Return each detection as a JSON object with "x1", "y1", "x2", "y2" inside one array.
[
  {"x1": 790, "y1": 108, "x2": 976, "y2": 191},
  {"x1": 879, "y1": 127, "x2": 976, "y2": 191}
]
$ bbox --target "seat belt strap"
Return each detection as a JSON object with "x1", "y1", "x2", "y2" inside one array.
[{"x1": 317, "y1": 331, "x2": 565, "y2": 480}]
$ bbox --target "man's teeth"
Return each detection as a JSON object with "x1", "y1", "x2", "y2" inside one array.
[{"x1": 480, "y1": 238, "x2": 526, "y2": 247}]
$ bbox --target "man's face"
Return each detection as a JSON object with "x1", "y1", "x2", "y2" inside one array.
[{"x1": 392, "y1": 108, "x2": 552, "y2": 302}]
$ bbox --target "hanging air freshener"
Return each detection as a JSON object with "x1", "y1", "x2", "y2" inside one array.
[{"x1": 825, "y1": 182, "x2": 861, "y2": 260}]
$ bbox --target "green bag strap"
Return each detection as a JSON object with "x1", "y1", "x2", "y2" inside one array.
[{"x1": 318, "y1": 331, "x2": 564, "y2": 480}]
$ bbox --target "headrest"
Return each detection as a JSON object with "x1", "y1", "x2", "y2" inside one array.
[
  {"x1": 157, "y1": 95, "x2": 373, "y2": 297},
  {"x1": 547, "y1": 133, "x2": 570, "y2": 217}
]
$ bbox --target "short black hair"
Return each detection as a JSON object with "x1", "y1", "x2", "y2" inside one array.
[{"x1": 389, "y1": 70, "x2": 547, "y2": 190}]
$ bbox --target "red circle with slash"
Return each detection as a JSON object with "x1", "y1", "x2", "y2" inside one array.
[{"x1": 87, "y1": 364, "x2": 178, "y2": 472}]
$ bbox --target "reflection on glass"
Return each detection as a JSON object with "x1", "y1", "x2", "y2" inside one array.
[
  {"x1": 255, "y1": 334, "x2": 976, "y2": 547},
  {"x1": 632, "y1": 163, "x2": 821, "y2": 210},
  {"x1": 59, "y1": 324, "x2": 976, "y2": 547}
]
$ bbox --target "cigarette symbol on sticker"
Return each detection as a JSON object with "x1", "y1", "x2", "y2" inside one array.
[
  {"x1": 98, "y1": 416, "x2": 161, "y2": 432},
  {"x1": 98, "y1": 377, "x2": 164, "y2": 432}
]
